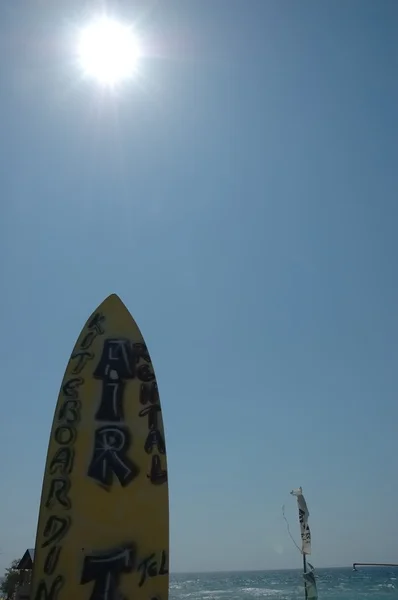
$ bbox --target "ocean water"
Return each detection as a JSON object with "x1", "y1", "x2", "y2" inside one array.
[{"x1": 170, "y1": 568, "x2": 398, "y2": 600}]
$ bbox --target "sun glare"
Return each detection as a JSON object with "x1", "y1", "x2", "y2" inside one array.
[{"x1": 77, "y1": 17, "x2": 142, "y2": 86}]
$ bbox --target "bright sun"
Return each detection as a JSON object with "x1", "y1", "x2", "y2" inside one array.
[{"x1": 77, "y1": 17, "x2": 142, "y2": 86}]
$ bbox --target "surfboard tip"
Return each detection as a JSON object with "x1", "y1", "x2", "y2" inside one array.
[{"x1": 102, "y1": 292, "x2": 125, "y2": 305}]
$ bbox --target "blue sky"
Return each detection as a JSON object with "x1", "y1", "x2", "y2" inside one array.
[{"x1": 1, "y1": 0, "x2": 398, "y2": 575}]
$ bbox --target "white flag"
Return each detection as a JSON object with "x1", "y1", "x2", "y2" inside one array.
[{"x1": 291, "y1": 487, "x2": 311, "y2": 555}]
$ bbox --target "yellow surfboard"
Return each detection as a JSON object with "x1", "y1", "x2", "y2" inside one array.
[{"x1": 31, "y1": 294, "x2": 168, "y2": 600}]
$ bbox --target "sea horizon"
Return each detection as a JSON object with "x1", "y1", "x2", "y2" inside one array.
[
  {"x1": 1, "y1": 565, "x2": 390, "y2": 577},
  {"x1": 171, "y1": 565, "x2": 362, "y2": 574}
]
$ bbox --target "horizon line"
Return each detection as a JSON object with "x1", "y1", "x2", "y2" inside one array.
[{"x1": 170, "y1": 565, "x2": 363, "y2": 574}]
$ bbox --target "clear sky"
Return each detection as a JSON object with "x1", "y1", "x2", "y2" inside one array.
[{"x1": 1, "y1": 0, "x2": 397, "y2": 576}]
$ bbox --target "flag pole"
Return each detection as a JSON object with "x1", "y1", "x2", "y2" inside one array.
[
  {"x1": 290, "y1": 487, "x2": 311, "y2": 600},
  {"x1": 303, "y1": 551, "x2": 308, "y2": 600}
]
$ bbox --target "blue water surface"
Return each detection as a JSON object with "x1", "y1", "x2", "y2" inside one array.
[{"x1": 170, "y1": 568, "x2": 398, "y2": 600}]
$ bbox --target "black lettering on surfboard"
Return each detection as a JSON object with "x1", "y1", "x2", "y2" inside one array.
[
  {"x1": 159, "y1": 550, "x2": 168, "y2": 576},
  {"x1": 80, "y1": 312, "x2": 106, "y2": 349},
  {"x1": 144, "y1": 429, "x2": 165, "y2": 455},
  {"x1": 80, "y1": 331, "x2": 97, "y2": 350},
  {"x1": 147, "y1": 455, "x2": 167, "y2": 485},
  {"x1": 50, "y1": 447, "x2": 74, "y2": 475},
  {"x1": 42, "y1": 516, "x2": 71, "y2": 548},
  {"x1": 139, "y1": 404, "x2": 161, "y2": 430},
  {"x1": 62, "y1": 378, "x2": 84, "y2": 399},
  {"x1": 133, "y1": 342, "x2": 151, "y2": 364},
  {"x1": 88, "y1": 312, "x2": 106, "y2": 335},
  {"x1": 139, "y1": 380, "x2": 167, "y2": 484},
  {"x1": 80, "y1": 545, "x2": 135, "y2": 600},
  {"x1": 94, "y1": 339, "x2": 136, "y2": 379},
  {"x1": 137, "y1": 364, "x2": 155, "y2": 382},
  {"x1": 58, "y1": 398, "x2": 81, "y2": 424},
  {"x1": 45, "y1": 478, "x2": 71, "y2": 510},
  {"x1": 33, "y1": 576, "x2": 64, "y2": 600},
  {"x1": 44, "y1": 546, "x2": 61, "y2": 576},
  {"x1": 96, "y1": 379, "x2": 127, "y2": 422},
  {"x1": 94, "y1": 339, "x2": 137, "y2": 421},
  {"x1": 137, "y1": 550, "x2": 168, "y2": 587},
  {"x1": 71, "y1": 350, "x2": 94, "y2": 374},
  {"x1": 87, "y1": 426, "x2": 139, "y2": 488},
  {"x1": 140, "y1": 382, "x2": 159, "y2": 406},
  {"x1": 137, "y1": 554, "x2": 157, "y2": 587},
  {"x1": 54, "y1": 425, "x2": 76, "y2": 446}
]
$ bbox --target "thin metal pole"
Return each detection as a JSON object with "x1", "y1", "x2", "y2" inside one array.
[{"x1": 303, "y1": 552, "x2": 308, "y2": 600}]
